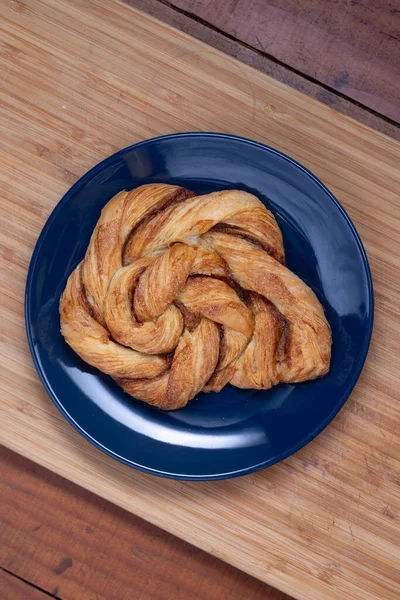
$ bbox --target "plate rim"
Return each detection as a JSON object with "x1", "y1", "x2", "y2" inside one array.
[{"x1": 25, "y1": 132, "x2": 374, "y2": 480}]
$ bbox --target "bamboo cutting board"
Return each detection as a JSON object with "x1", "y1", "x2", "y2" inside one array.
[{"x1": 1, "y1": 1, "x2": 399, "y2": 599}]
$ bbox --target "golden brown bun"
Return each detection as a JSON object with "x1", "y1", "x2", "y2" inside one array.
[{"x1": 60, "y1": 184, "x2": 331, "y2": 410}]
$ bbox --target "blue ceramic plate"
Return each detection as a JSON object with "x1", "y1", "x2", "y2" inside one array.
[{"x1": 25, "y1": 133, "x2": 373, "y2": 480}]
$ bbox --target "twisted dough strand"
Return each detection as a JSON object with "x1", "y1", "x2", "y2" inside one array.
[{"x1": 60, "y1": 184, "x2": 331, "y2": 410}]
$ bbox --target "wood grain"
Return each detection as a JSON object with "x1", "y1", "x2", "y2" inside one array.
[
  {"x1": 0, "y1": 1, "x2": 399, "y2": 600},
  {"x1": 125, "y1": 0, "x2": 400, "y2": 140},
  {"x1": 169, "y1": 0, "x2": 400, "y2": 123},
  {"x1": 0, "y1": 447, "x2": 289, "y2": 600},
  {"x1": 0, "y1": 570, "x2": 49, "y2": 600}
]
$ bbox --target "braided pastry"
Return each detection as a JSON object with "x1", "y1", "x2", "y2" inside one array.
[{"x1": 60, "y1": 184, "x2": 331, "y2": 410}]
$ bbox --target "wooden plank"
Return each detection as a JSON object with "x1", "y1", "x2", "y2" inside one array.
[
  {"x1": 0, "y1": 570, "x2": 49, "y2": 600},
  {"x1": 0, "y1": 447, "x2": 289, "y2": 600},
  {"x1": 169, "y1": 0, "x2": 400, "y2": 123},
  {"x1": 126, "y1": 0, "x2": 400, "y2": 141},
  {"x1": 0, "y1": 1, "x2": 399, "y2": 600}
]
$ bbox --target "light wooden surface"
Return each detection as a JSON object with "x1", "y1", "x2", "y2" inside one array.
[{"x1": 1, "y1": 1, "x2": 400, "y2": 599}]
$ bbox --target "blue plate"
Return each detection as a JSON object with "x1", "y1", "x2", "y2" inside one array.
[{"x1": 25, "y1": 133, "x2": 373, "y2": 480}]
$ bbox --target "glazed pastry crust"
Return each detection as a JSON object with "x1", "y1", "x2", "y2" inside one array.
[{"x1": 60, "y1": 184, "x2": 331, "y2": 409}]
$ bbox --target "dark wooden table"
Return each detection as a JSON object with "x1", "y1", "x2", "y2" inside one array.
[{"x1": 1, "y1": 1, "x2": 399, "y2": 599}]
